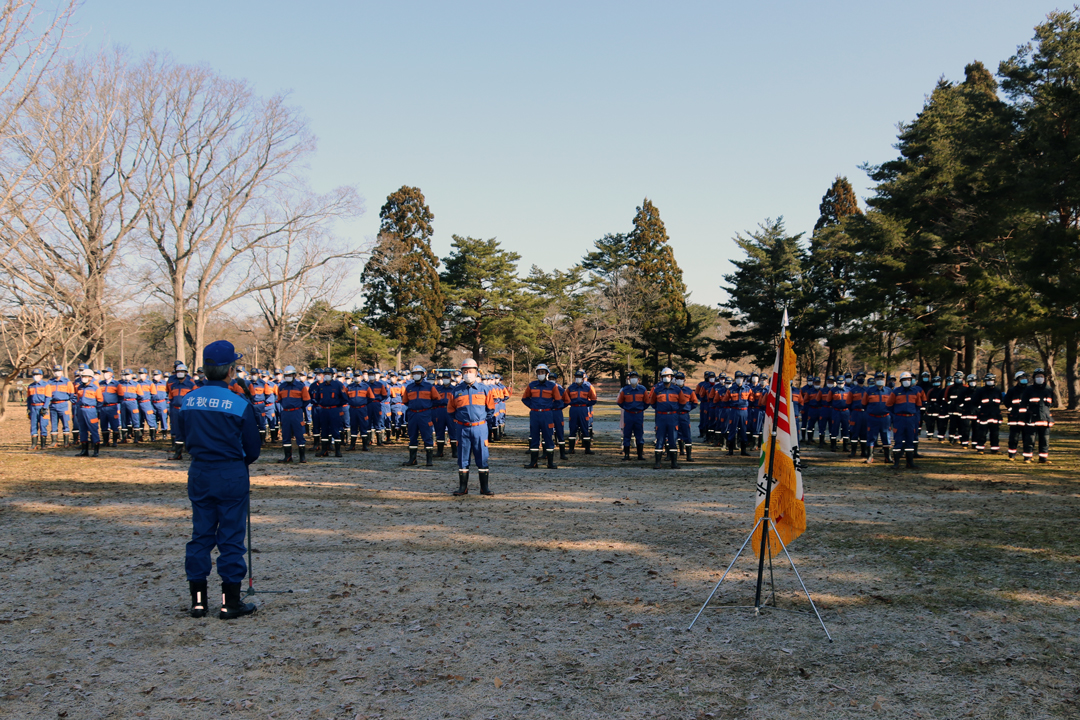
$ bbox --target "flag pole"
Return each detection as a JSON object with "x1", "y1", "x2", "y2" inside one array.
[{"x1": 753, "y1": 309, "x2": 787, "y2": 608}]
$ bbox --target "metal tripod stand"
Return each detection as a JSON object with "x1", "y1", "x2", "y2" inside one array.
[{"x1": 688, "y1": 513, "x2": 831, "y2": 640}]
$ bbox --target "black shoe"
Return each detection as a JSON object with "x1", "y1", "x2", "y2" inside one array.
[
  {"x1": 678, "y1": 439, "x2": 684, "y2": 456},
  {"x1": 740, "y1": 442, "x2": 750, "y2": 457},
  {"x1": 77, "y1": 442, "x2": 89, "y2": 457},
  {"x1": 219, "y1": 582, "x2": 256, "y2": 620},
  {"x1": 298, "y1": 446, "x2": 307, "y2": 463},
  {"x1": 362, "y1": 435, "x2": 371, "y2": 451},
  {"x1": 92, "y1": 443, "x2": 100, "y2": 457},
  {"x1": 425, "y1": 449, "x2": 434, "y2": 467},
  {"x1": 453, "y1": 470, "x2": 469, "y2": 496},
  {"x1": 584, "y1": 440, "x2": 595, "y2": 455},
  {"x1": 653, "y1": 451, "x2": 663, "y2": 469},
  {"x1": 525, "y1": 450, "x2": 540, "y2": 468},
  {"x1": 637, "y1": 444, "x2": 645, "y2": 461},
  {"x1": 546, "y1": 451, "x2": 557, "y2": 469},
  {"x1": 559, "y1": 444, "x2": 568, "y2": 460},
  {"x1": 478, "y1": 469, "x2": 493, "y2": 496},
  {"x1": 150, "y1": 429, "x2": 157, "y2": 442},
  {"x1": 278, "y1": 447, "x2": 293, "y2": 463},
  {"x1": 685, "y1": 445, "x2": 694, "y2": 462},
  {"x1": 189, "y1": 580, "x2": 209, "y2": 618},
  {"x1": 171, "y1": 446, "x2": 183, "y2": 460},
  {"x1": 568, "y1": 439, "x2": 576, "y2": 454},
  {"x1": 450, "y1": 441, "x2": 458, "y2": 458},
  {"x1": 334, "y1": 441, "x2": 342, "y2": 457},
  {"x1": 436, "y1": 442, "x2": 445, "y2": 457},
  {"x1": 906, "y1": 451, "x2": 917, "y2": 469},
  {"x1": 669, "y1": 451, "x2": 679, "y2": 469},
  {"x1": 622, "y1": 447, "x2": 630, "y2": 461},
  {"x1": 350, "y1": 438, "x2": 357, "y2": 451},
  {"x1": 403, "y1": 448, "x2": 418, "y2": 466}
]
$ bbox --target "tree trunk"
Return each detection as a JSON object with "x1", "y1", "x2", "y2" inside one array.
[
  {"x1": 963, "y1": 332, "x2": 975, "y2": 376},
  {"x1": 939, "y1": 349, "x2": 952, "y2": 378},
  {"x1": 173, "y1": 273, "x2": 187, "y2": 366},
  {"x1": 396, "y1": 347, "x2": 402, "y2": 372},
  {"x1": 1066, "y1": 330, "x2": 1079, "y2": 410},
  {"x1": 825, "y1": 345, "x2": 836, "y2": 379},
  {"x1": 1032, "y1": 334, "x2": 1059, "y2": 394},
  {"x1": 1003, "y1": 339, "x2": 1014, "y2": 385}
]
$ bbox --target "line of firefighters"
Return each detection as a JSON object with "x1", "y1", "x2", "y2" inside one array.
[{"x1": 24, "y1": 360, "x2": 1058, "y2": 470}]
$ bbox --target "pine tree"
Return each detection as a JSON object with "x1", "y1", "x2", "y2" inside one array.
[
  {"x1": 440, "y1": 236, "x2": 531, "y2": 363},
  {"x1": 715, "y1": 218, "x2": 809, "y2": 367},
  {"x1": 360, "y1": 186, "x2": 445, "y2": 359},
  {"x1": 814, "y1": 176, "x2": 862, "y2": 232}
]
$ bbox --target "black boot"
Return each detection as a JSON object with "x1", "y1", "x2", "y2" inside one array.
[
  {"x1": 741, "y1": 441, "x2": 750, "y2": 457},
  {"x1": 678, "y1": 439, "x2": 685, "y2": 456},
  {"x1": 559, "y1": 442, "x2": 568, "y2": 460},
  {"x1": 818, "y1": 437, "x2": 826, "y2": 449},
  {"x1": 653, "y1": 451, "x2": 663, "y2": 469},
  {"x1": 436, "y1": 441, "x2": 445, "y2": 457},
  {"x1": 384, "y1": 429, "x2": 393, "y2": 444},
  {"x1": 685, "y1": 445, "x2": 694, "y2": 463},
  {"x1": 453, "y1": 470, "x2": 469, "y2": 496},
  {"x1": 110, "y1": 431, "x2": 117, "y2": 448},
  {"x1": 670, "y1": 451, "x2": 679, "y2": 469},
  {"x1": 525, "y1": 450, "x2": 539, "y2": 468},
  {"x1": 568, "y1": 439, "x2": 576, "y2": 454},
  {"x1": 913, "y1": 441, "x2": 921, "y2": 458},
  {"x1": 77, "y1": 441, "x2": 89, "y2": 457},
  {"x1": 479, "y1": 469, "x2": 493, "y2": 496},
  {"x1": 584, "y1": 439, "x2": 595, "y2": 455},
  {"x1": 849, "y1": 440, "x2": 858, "y2": 458},
  {"x1": 375, "y1": 431, "x2": 383, "y2": 446},
  {"x1": 350, "y1": 437, "x2": 357, "y2": 451},
  {"x1": 260, "y1": 429, "x2": 267, "y2": 446},
  {"x1": 219, "y1": 582, "x2": 256, "y2": 620},
  {"x1": 450, "y1": 440, "x2": 458, "y2": 458},
  {"x1": 906, "y1": 451, "x2": 917, "y2": 469},
  {"x1": 893, "y1": 449, "x2": 902, "y2": 470},
  {"x1": 171, "y1": 444, "x2": 183, "y2": 460},
  {"x1": 637, "y1": 444, "x2": 645, "y2": 461},
  {"x1": 334, "y1": 440, "x2": 342, "y2": 457},
  {"x1": 298, "y1": 446, "x2": 307, "y2": 463},
  {"x1": 278, "y1": 447, "x2": 293, "y2": 463},
  {"x1": 622, "y1": 446, "x2": 630, "y2": 461},
  {"x1": 425, "y1": 448, "x2": 434, "y2": 467},
  {"x1": 318, "y1": 441, "x2": 329, "y2": 457},
  {"x1": 271, "y1": 428, "x2": 278, "y2": 443},
  {"x1": 862, "y1": 442, "x2": 870, "y2": 459},
  {"x1": 546, "y1": 450, "x2": 557, "y2": 469},
  {"x1": 403, "y1": 448, "x2": 418, "y2": 466},
  {"x1": 362, "y1": 434, "x2": 371, "y2": 451},
  {"x1": 91, "y1": 443, "x2": 99, "y2": 457},
  {"x1": 189, "y1": 580, "x2": 208, "y2": 618},
  {"x1": 842, "y1": 438, "x2": 849, "y2": 453},
  {"x1": 830, "y1": 439, "x2": 837, "y2": 452},
  {"x1": 727, "y1": 439, "x2": 735, "y2": 457}
]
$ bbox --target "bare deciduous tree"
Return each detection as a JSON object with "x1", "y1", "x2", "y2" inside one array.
[{"x1": 136, "y1": 56, "x2": 360, "y2": 367}]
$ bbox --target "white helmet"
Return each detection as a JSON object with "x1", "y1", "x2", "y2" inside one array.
[
  {"x1": 660, "y1": 367, "x2": 674, "y2": 377},
  {"x1": 899, "y1": 371, "x2": 912, "y2": 380},
  {"x1": 536, "y1": 363, "x2": 549, "y2": 372},
  {"x1": 412, "y1": 365, "x2": 425, "y2": 373}
]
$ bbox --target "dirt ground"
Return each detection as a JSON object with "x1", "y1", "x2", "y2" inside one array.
[{"x1": 1, "y1": 398, "x2": 1078, "y2": 720}]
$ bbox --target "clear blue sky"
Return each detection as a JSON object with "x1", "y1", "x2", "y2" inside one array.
[{"x1": 74, "y1": 1, "x2": 1051, "y2": 310}]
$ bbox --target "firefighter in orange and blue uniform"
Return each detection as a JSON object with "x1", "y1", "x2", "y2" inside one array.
[
  {"x1": 432, "y1": 370, "x2": 452, "y2": 457},
  {"x1": 45, "y1": 365, "x2": 75, "y2": 447},
  {"x1": 446, "y1": 358, "x2": 497, "y2": 496},
  {"x1": 403, "y1": 365, "x2": 440, "y2": 467},
  {"x1": 26, "y1": 369, "x2": 49, "y2": 449},
  {"x1": 566, "y1": 369, "x2": 597, "y2": 454},
  {"x1": 617, "y1": 370, "x2": 647, "y2": 461},
  {"x1": 549, "y1": 370, "x2": 569, "y2": 460},
  {"x1": 167, "y1": 364, "x2": 197, "y2": 460},
  {"x1": 887, "y1": 371, "x2": 925, "y2": 469},
  {"x1": 74, "y1": 367, "x2": 103, "y2": 457},
  {"x1": 345, "y1": 371, "x2": 374, "y2": 451},
  {"x1": 277, "y1": 366, "x2": 311, "y2": 463},
  {"x1": 798, "y1": 376, "x2": 816, "y2": 443},
  {"x1": 723, "y1": 371, "x2": 756, "y2": 456},
  {"x1": 151, "y1": 370, "x2": 170, "y2": 437},
  {"x1": 521, "y1": 363, "x2": 562, "y2": 469},
  {"x1": 847, "y1": 372, "x2": 869, "y2": 458},
  {"x1": 134, "y1": 368, "x2": 158, "y2": 441},
  {"x1": 311, "y1": 368, "x2": 347, "y2": 457},
  {"x1": 674, "y1": 371, "x2": 698, "y2": 462},
  {"x1": 647, "y1": 368, "x2": 681, "y2": 469},
  {"x1": 696, "y1": 372, "x2": 714, "y2": 440},
  {"x1": 863, "y1": 372, "x2": 893, "y2": 464},
  {"x1": 824, "y1": 375, "x2": 851, "y2": 453}
]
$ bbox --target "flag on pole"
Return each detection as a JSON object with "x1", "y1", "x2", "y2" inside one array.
[{"x1": 751, "y1": 326, "x2": 806, "y2": 559}]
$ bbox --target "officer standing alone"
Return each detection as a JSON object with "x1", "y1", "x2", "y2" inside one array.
[{"x1": 178, "y1": 341, "x2": 260, "y2": 620}]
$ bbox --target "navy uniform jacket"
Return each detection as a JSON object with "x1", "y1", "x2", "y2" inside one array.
[{"x1": 177, "y1": 381, "x2": 261, "y2": 467}]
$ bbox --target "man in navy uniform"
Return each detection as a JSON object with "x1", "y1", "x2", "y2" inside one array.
[
  {"x1": 26, "y1": 368, "x2": 49, "y2": 450},
  {"x1": 446, "y1": 358, "x2": 498, "y2": 496},
  {"x1": 521, "y1": 363, "x2": 562, "y2": 469},
  {"x1": 402, "y1": 364, "x2": 440, "y2": 466},
  {"x1": 178, "y1": 340, "x2": 260, "y2": 620},
  {"x1": 617, "y1": 370, "x2": 647, "y2": 461}
]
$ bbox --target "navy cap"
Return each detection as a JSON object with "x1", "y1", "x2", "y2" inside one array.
[
  {"x1": 104, "y1": 367, "x2": 113, "y2": 373},
  {"x1": 203, "y1": 340, "x2": 243, "y2": 367}
]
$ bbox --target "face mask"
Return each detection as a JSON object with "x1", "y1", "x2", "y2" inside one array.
[
  {"x1": 662, "y1": 376, "x2": 672, "y2": 384},
  {"x1": 463, "y1": 371, "x2": 477, "y2": 384},
  {"x1": 285, "y1": 375, "x2": 295, "y2": 382},
  {"x1": 316, "y1": 375, "x2": 324, "y2": 382},
  {"x1": 1035, "y1": 376, "x2": 1045, "y2": 385},
  {"x1": 986, "y1": 380, "x2": 994, "y2": 386},
  {"x1": 751, "y1": 378, "x2": 759, "y2": 385},
  {"x1": 537, "y1": 373, "x2": 547, "y2": 382},
  {"x1": 54, "y1": 371, "x2": 62, "y2": 378},
  {"x1": 876, "y1": 380, "x2": 885, "y2": 387},
  {"x1": 709, "y1": 378, "x2": 716, "y2": 384},
  {"x1": 675, "y1": 378, "x2": 685, "y2": 387},
  {"x1": 901, "y1": 380, "x2": 911, "y2": 388},
  {"x1": 139, "y1": 374, "x2": 147, "y2": 380},
  {"x1": 932, "y1": 382, "x2": 939, "y2": 387},
  {"x1": 1020, "y1": 378, "x2": 1028, "y2": 385},
  {"x1": 629, "y1": 378, "x2": 639, "y2": 387},
  {"x1": 856, "y1": 378, "x2": 864, "y2": 385},
  {"x1": 813, "y1": 383, "x2": 821, "y2": 389},
  {"x1": 412, "y1": 373, "x2": 422, "y2": 382},
  {"x1": 735, "y1": 379, "x2": 744, "y2": 386}
]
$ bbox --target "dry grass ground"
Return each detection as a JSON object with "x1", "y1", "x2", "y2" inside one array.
[{"x1": 1, "y1": 398, "x2": 1078, "y2": 720}]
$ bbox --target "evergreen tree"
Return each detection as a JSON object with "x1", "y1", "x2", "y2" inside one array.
[
  {"x1": 715, "y1": 218, "x2": 809, "y2": 368},
  {"x1": 440, "y1": 236, "x2": 531, "y2": 363},
  {"x1": 1000, "y1": 9, "x2": 1080, "y2": 407},
  {"x1": 360, "y1": 186, "x2": 445, "y2": 360},
  {"x1": 814, "y1": 176, "x2": 862, "y2": 231}
]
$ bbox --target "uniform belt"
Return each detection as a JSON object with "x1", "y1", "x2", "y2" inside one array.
[
  {"x1": 870, "y1": 414, "x2": 889, "y2": 418},
  {"x1": 282, "y1": 407, "x2": 304, "y2": 411},
  {"x1": 655, "y1": 411, "x2": 677, "y2": 415},
  {"x1": 456, "y1": 419, "x2": 487, "y2": 427},
  {"x1": 570, "y1": 403, "x2": 591, "y2": 407},
  {"x1": 529, "y1": 408, "x2": 553, "y2": 412},
  {"x1": 102, "y1": 403, "x2": 117, "y2": 407},
  {"x1": 622, "y1": 410, "x2": 642, "y2": 414},
  {"x1": 895, "y1": 412, "x2": 915, "y2": 417},
  {"x1": 29, "y1": 403, "x2": 44, "y2": 407}
]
